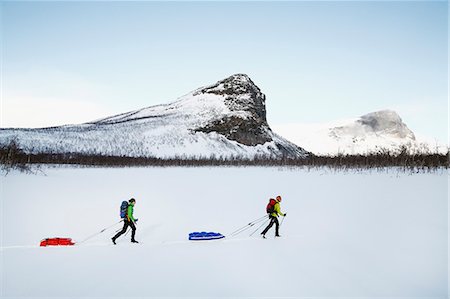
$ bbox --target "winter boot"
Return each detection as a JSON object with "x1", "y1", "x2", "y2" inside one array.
[{"x1": 112, "y1": 238, "x2": 117, "y2": 245}]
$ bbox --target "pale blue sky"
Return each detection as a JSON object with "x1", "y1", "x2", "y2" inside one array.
[{"x1": 1, "y1": 1, "x2": 448, "y2": 142}]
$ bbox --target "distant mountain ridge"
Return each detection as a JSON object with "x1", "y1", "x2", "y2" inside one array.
[
  {"x1": 0, "y1": 74, "x2": 309, "y2": 159},
  {"x1": 273, "y1": 110, "x2": 446, "y2": 156}
]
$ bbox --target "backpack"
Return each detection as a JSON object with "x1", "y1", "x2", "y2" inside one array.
[
  {"x1": 120, "y1": 201, "x2": 129, "y2": 218},
  {"x1": 266, "y1": 198, "x2": 276, "y2": 214}
]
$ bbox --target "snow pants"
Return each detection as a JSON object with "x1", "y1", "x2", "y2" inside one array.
[
  {"x1": 261, "y1": 215, "x2": 280, "y2": 236},
  {"x1": 113, "y1": 219, "x2": 136, "y2": 241}
]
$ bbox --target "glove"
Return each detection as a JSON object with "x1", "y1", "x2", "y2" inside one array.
[
  {"x1": 283, "y1": 213, "x2": 287, "y2": 217},
  {"x1": 134, "y1": 218, "x2": 138, "y2": 223}
]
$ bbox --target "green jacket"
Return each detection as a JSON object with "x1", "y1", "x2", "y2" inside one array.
[
  {"x1": 271, "y1": 202, "x2": 284, "y2": 218},
  {"x1": 127, "y1": 204, "x2": 135, "y2": 222}
]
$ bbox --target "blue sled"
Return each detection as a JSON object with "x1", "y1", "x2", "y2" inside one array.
[{"x1": 189, "y1": 232, "x2": 225, "y2": 241}]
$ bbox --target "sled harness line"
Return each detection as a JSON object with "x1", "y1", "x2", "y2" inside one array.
[
  {"x1": 77, "y1": 220, "x2": 124, "y2": 244},
  {"x1": 249, "y1": 218, "x2": 271, "y2": 236},
  {"x1": 229, "y1": 215, "x2": 269, "y2": 237}
]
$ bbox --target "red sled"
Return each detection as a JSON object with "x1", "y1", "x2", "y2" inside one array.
[{"x1": 40, "y1": 238, "x2": 75, "y2": 247}]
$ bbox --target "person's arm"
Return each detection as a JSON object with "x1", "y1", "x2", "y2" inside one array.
[
  {"x1": 127, "y1": 205, "x2": 135, "y2": 222},
  {"x1": 275, "y1": 203, "x2": 286, "y2": 217}
]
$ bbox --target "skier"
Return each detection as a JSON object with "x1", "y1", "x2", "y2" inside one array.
[
  {"x1": 261, "y1": 195, "x2": 286, "y2": 238},
  {"x1": 112, "y1": 198, "x2": 139, "y2": 244}
]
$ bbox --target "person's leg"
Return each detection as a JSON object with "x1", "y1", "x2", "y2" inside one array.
[
  {"x1": 112, "y1": 220, "x2": 129, "y2": 241},
  {"x1": 130, "y1": 221, "x2": 137, "y2": 242},
  {"x1": 261, "y1": 216, "x2": 275, "y2": 236},
  {"x1": 274, "y1": 217, "x2": 280, "y2": 236}
]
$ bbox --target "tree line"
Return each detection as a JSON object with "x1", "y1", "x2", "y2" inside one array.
[{"x1": 1, "y1": 138, "x2": 448, "y2": 173}]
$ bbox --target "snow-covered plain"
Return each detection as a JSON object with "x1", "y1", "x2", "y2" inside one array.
[{"x1": 1, "y1": 166, "x2": 448, "y2": 298}]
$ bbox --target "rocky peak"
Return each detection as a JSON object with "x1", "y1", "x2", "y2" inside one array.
[
  {"x1": 194, "y1": 74, "x2": 272, "y2": 146},
  {"x1": 358, "y1": 110, "x2": 415, "y2": 139},
  {"x1": 201, "y1": 74, "x2": 259, "y2": 95},
  {"x1": 329, "y1": 109, "x2": 416, "y2": 141},
  {"x1": 196, "y1": 74, "x2": 267, "y2": 124}
]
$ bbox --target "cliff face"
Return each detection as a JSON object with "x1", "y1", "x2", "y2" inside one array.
[{"x1": 194, "y1": 74, "x2": 272, "y2": 146}]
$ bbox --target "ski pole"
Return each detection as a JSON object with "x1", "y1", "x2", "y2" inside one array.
[
  {"x1": 280, "y1": 215, "x2": 286, "y2": 227},
  {"x1": 78, "y1": 220, "x2": 123, "y2": 244},
  {"x1": 249, "y1": 218, "x2": 270, "y2": 236},
  {"x1": 229, "y1": 215, "x2": 269, "y2": 237}
]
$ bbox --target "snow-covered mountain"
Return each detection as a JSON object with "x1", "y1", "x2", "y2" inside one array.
[
  {"x1": 273, "y1": 110, "x2": 447, "y2": 156},
  {"x1": 0, "y1": 74, "x2": 309, "y2": 159}
]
